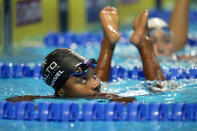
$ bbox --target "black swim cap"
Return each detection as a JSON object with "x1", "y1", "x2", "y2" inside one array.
[{"x1": 42, "y1": 48, "x2": 86, "y2": 91}]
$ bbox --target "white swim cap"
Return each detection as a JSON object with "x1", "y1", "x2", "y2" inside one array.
[{"x1": 148, "y1": 17, "x2": 168, "y2": 29}]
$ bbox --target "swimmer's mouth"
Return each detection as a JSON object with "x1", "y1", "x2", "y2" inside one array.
[{"x1": 93, "y1": 85, "x2": 101, "y2": 93}]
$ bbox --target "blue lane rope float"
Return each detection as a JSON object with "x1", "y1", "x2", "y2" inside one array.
[
  {"x1": 0, "y1": 63, "x2": 42, "y2": 79},
  {"x1": 0, "y1": 101, "x2": 197, "y2": 121},
  {"x1": 44, "y1": 32, "x2": 197, "y2": 48},
  {"x1": 0, "y1": 63, "x2": 196, "y2": 80},
  {"x1": 44, "y1": 8, "x2": 197, "y2": 48},
  {"x1": 43, "y1": 10, "x2": 197, "y2": 47}
]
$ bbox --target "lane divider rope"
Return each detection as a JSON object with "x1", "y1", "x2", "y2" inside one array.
[
  {"x1": 0, "y1": 63, "x2": 196, "y2": 80},
  {"x1": 44, "y1": 32, "x2": 197, "y2": 47},
  {"x1": 0, "y1": 102, "x2": 196, "y2": 121}
]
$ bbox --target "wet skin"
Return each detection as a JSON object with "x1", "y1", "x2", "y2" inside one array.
[
  {"x1": 57, "y1": 67, "x2": 101, "y2": 98},
  {"x1": 130, "y1": 10, "x2": 165, "y2": 83},
  {"x1": 150, "y1": 29, "x2": 173, "y2": 56},
  {"x1": 96, "y1": 7, "x2": 120, "y2": 81},
  {"x1": 58, "y1": 67, "x2": 136, "y2": 102}
]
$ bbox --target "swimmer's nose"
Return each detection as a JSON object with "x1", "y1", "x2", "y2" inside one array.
[
  {"x1": 89, "y1": 79, "x2": 101, "y2": 91},
  {"x1": 93, "y1": 84, "x2": 101, "y2": 92}
]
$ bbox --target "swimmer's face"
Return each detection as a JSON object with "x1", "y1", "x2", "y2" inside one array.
[
  {"x1": 58, "y1": 67, "x2": 101, "y2": 98},
  {"x1": 150, "y1": 29, "x2": 173, "y2": 56}
]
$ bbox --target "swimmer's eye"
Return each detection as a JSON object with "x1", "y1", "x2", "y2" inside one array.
[
  {"x1": 162, "y1": 35, "x2": 172, "y2": 44},
  {"x1": 150, "y1": 37, "x2": 157, "y2": 45}
]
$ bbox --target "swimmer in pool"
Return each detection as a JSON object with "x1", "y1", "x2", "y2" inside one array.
[
  {"x1": 148, "y1": 0, "x2": 196, "y2": 60},
  {"x1": 6, "y1": 8, "x2": 165, "y2": 103}
]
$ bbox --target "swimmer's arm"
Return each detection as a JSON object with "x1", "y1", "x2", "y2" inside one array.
[
  {"x1": 96, "y1": 7, "x2": 120, "y2": 81},
  {"x1": 169, "y1": 0, "x2": 190, "y2": 51},
  {"x1": 137, "y1": 36, "x2": 166, "y2": 82},
  {"x1": 6, "y1": 95, "x2": 55, "y2": 102},
  {"x1": 96, "y1": 38, "x2": 115, "y2": 81},
  {"x1": 130, "y1": 10, "x2": 165, "y2": 83}
]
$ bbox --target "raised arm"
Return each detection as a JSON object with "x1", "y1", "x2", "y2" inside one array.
[
  {"x1": 169, "y1": 0, "x2": 190, "y2": 51},
  {"x1": 96, "y1": 7, "x2": 120, "y2": 81},
  {"x1": 130, "y1": 10, "x2": 165, "y2": 83}
]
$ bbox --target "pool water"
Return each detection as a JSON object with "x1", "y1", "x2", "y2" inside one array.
[
  {"x1": 0, "y1": 74, "x2": 197, "y2": 104},
  {"x1": 0, "y1": 14, "x2": 197, "y2": 131},
  {"x1": 0, "y1": 36, "x2": 197, "y2": 103},
  {"x1": 0, "y1": 43, "x2": 197, "y2": 131},
  {"x1": 0, "y1": 120, "x2": 197, "y2": 131},
  {"x1": 0, "y1": 41, "x2": 197, "y2": 131}
]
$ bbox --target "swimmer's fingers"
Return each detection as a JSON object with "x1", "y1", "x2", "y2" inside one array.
[
  {"x1": 132, "y1": 10, "x2": 148, "y2": 30},
  {"x1": 99, "y1": 6, "x2": 120, "y2": 43},
  {"x1": 133, "y1": 14, "x2": 140, "y2": 30},
  {"x1": 99, "y1": 6, "x2": 118, "y2": 20},
  {"x1": 130, "y1": 10, "x2": 149, "y2": 45},
  {"x1": 139, "y1": 10, "x2": 149, "y2": 31},
  {"x1": 101, "y1": 6, "x2": 118, "y2": 13}
]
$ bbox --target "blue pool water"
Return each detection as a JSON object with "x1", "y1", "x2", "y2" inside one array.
[
  {"x1": 0, "y1": 120, "x2": 197, "y2": 131},
  {"x1": 0, "y1": 120, "x2": 196, "y2": 131},
  {"x1": 0, "y1": 78, "x2": 197, "y2": 104},
  {"x1": 0, "y1": 43, "x2": 197, "y2": 130}
]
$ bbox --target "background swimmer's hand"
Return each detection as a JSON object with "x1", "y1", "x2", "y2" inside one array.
[
  {"x1": 177, "y1": 55, "x2": 197, "y2": 62},
  {"x1": 146, "y1": 80, "x2": 178, "y2": 93},
  {"x1": 130, "y1": 10, "x2": 149, "y2": 47},
  {"x1": 99, "y1": 6, "x2": 120, "y2": 44}
]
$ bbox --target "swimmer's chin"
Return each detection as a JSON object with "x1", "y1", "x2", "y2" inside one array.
[{"x1": 92, "y1": 91, "x2": 102, "y2": 98}]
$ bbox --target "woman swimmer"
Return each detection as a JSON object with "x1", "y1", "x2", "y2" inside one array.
[
  {"x1": 148, "y1": 0, "x2": 191, "y2": 58},
  {"x1": 6, "y1": 8, "x2": 165, "y2": 103}
]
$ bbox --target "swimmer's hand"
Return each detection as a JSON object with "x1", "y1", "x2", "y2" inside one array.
[
  {"x1": 145, "y1": 81, "x2": 178, "y2": 93},
  {"x1": 93, "y1": 92, "x2": 136, "y2": 104},
  {"x1": 110, "y1": 97, "x2": 136, "y2": 103},
  {"x1": 100, "y1": 6, "x2": 120, "y2": 44},
  {"x1": 130, "y1": 9, "x2": 149, "y2": 47},
  {"x1": 176, "y1": 55, "x2": 197, "y2": 61}
]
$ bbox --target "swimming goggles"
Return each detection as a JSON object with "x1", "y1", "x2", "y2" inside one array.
[{"x1": 69, "y1": 58, "x2": 97, "y2": 77}]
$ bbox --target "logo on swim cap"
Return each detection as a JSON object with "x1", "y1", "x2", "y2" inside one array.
[{"x1": 42, "y1": 60, "x2": 64, "y2": 87}]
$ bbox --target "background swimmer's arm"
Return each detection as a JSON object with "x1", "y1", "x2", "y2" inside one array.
[
  {"x1": 169, "y1": 0, "x2": 190, "y2": 51},
  {"x1": 96, "y1": 7, "x2": 120, "y2": 81},
  {"x1": 6, "y1": 95, "x2": 55, "y2": 102},
  {"x1": 130, "y1": 10, "x2": 165, "y2": 84}
]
